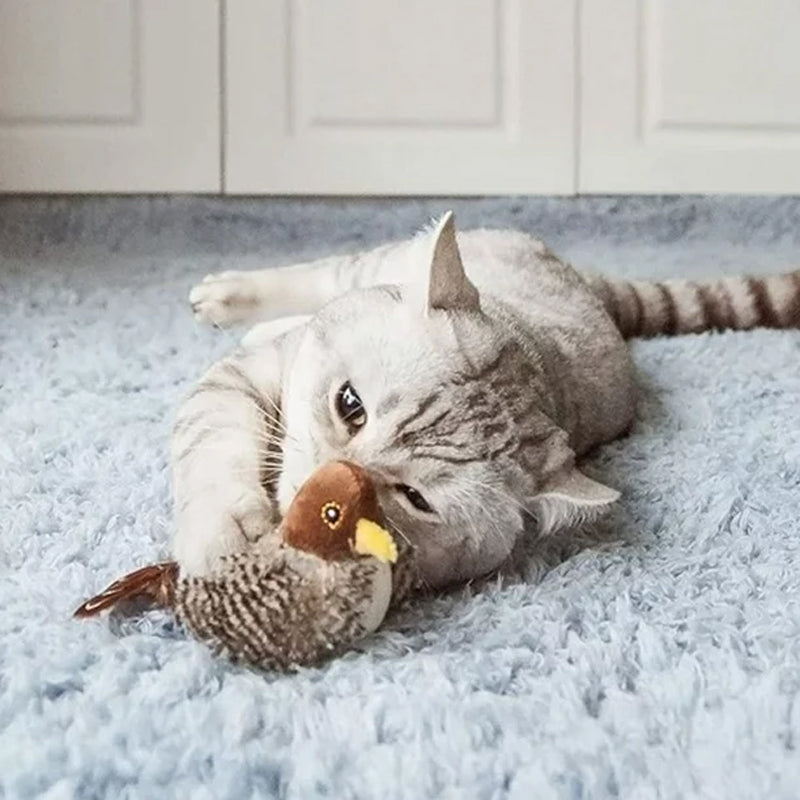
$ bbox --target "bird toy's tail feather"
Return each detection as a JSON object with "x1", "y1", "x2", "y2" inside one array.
[{"x1": 73, "y1": 561, "x2": 179, "y2": 618}]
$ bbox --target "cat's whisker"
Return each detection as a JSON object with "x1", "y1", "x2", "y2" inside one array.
[
  {"x1": 255, "y1": 411, "x2": 301, "y2": 448},
  {"x1": 175, "y1": 419, "x2": 289, "y2": 452},
  {"x1": 444, "y1": 478, "x2": 529, "y2": 554},
  {"x1": 258, "y1": 391, "x2": 287, "y2": 430},
  {"x1": 448, "y1": 483, "x2": 486, "y2": 545},
  {"x1": 174, "y1": 464, "x2": 284, "y2": 511},
  {"x1": 174, "y1": 440, "x2": 285, "y2": 470},
  {"x1": 178, "y1": 427, "x2": 285, "y2": 451},
  {"x1": 383, "y1": 513, "x2": 412, "y2": 547},
  {"x1": 249, "y1": 399, "x2": 289, "y2": 437},
  {"x1": 174, "y1": 442, "x2": 286, "y2": 474},
  {"x1": 449, "y1": 475, "x2": 536, "y2": 523}
]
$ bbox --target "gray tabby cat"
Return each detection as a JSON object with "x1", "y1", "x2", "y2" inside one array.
[{"x1": 174, "y1": 211, "x2": 800, "y2": 588}]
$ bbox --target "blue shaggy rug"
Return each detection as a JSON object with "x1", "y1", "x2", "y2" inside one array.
[{"x1": 1, "y1": 196, "x2": 799, "y2": 799}]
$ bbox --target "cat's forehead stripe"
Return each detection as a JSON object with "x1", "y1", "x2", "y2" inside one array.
[
  {"x1": 376, "y1": 392, "x2": 400, "y2": 416},
  {"x1": 387, "y1": 340, "x2": 550, "y2": 468},
  {"x1": 389, "y1": 344, "x2": 511, "y2": 439},
  {"x1": 393, "y1": 395, "x2": 438, "y2": 438},
  {"x1": 381, "y1": 285, "x2": 402, "y2": 302}
]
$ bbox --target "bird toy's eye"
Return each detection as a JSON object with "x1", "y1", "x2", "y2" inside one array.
[
  {"x1": 321, "y1": 501, "x2": 342, "y2": 529},
  {"x1": 335, "y1": 381, "x2": 367, "y2": 433}
]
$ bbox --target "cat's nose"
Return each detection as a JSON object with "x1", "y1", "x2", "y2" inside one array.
[
  {"x1": 341, "y1": 461, "x2": 392, "y2": 494},
  {"x1": 361, "y1": 465, "x2": 393, "y2": 489}
]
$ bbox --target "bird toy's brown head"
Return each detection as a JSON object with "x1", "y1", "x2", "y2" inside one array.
[{"x1": 280, "y1": 461, "x2": 398, "y2": 564}]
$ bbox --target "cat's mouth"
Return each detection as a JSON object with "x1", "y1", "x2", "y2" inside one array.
[{"x1": 277, "y1": 450, "x2": 441, "y2": 535}]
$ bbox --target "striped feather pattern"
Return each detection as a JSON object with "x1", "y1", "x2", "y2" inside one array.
[{"x1": 175, "y1": 550, "x2": 382, "y2": 672}]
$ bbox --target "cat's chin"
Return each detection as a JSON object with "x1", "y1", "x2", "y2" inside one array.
[
  {"x1": 276, "y1": 459, "x2": 315, "y2": 517},
  {"x1": 412, "y1": 535, "x2": 511, "y2": 590}
]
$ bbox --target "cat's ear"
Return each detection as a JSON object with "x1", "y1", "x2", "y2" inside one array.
[
  {"x1": 426, "y1": 210, "x2": 481, "y2": 314},
  {"x1": 533, "y1": 468, "x2": 619, "y2": 534}
]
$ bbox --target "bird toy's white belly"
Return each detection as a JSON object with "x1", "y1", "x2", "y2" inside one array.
[{"x1": 358, "y1": 562, "x2": 393, "y2": 634}]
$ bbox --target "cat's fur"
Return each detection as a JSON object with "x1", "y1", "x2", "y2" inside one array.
[{"x1": 173, "y1": 212, "x2": 800, "y2": 588}]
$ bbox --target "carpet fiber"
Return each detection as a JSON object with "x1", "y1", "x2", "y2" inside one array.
[{"x1": 2, "y1": 196, "x2": 800, "y2": 799}]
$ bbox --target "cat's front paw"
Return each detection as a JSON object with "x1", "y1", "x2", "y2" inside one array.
[
  {"x1": 173, "y1": 486, "x2": 277, "y2": 576},
  {"x1": 189, "y1": 271, "x2": 265, "y2": 326}
]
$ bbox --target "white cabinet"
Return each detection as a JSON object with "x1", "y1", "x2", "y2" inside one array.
[
  {"x1": 225, "y1": 0, "x2": 577, "y2": 194},
  {"x1": 580, "y1": 0, "x2": 800, "y2": 193},
  {"x1": 2, "y1": 1, "x2": 800, "y2": 194},
  {"x1": 0, "y1": 0, "x2": 219, "y2": 193}
]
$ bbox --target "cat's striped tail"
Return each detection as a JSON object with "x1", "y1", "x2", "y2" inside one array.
[{"x1": 585, "y1": 271, "x2": 800, "y2": 339}]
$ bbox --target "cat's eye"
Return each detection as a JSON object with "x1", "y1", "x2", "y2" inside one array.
[
  {"x1": 335, "y1": 381, "x2": 367, "y2": 431},
  {"x1": 396, "y1": 484, "x2": 434, "y2": 514}
]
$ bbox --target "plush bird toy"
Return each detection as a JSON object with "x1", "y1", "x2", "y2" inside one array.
[{"x1": 74, "y1": 461, "x2": 417, "y2": 671}]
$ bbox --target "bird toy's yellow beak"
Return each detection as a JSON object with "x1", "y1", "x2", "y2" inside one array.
[{"x1": 354, "y1": 519, "x2": 398, "y2": 564}]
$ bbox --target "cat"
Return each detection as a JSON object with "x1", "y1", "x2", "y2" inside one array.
[{"x1": 172, "y1": 211, "x2": 800, "y2": 588}]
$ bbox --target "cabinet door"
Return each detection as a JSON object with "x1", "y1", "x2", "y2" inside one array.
[
  {"x1": 0, "y1": 0, "x2": 219, "y2": 192},
  {"x1": 580, "y1": 0, "x2": 800, "y2": 193},
  {"x1": 225, "y1": 0, "x2": 576, "y2": 194}
]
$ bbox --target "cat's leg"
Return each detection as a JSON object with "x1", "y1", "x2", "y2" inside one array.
[
  {"x1": 189, "y1": 267, "x2": 328, "y2": 326},
  {"x1": 240, "y1": 315, "x2": 311, "y2": 348},
  {"x1": 190, "y1": 241, "x2": 409, "y2": 326},
  {"x1": 171, "y1": 339, "x2": 287, "y2": 576}
]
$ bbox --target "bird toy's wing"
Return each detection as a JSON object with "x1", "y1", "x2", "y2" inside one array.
[
  {"x1": 73, "y1": 561, "x2": 178, "y2": 618},
  {"x1": 175, "y1": 549, "x2": 370, "y2": 672},
  {"x1": 389, "y1": 534, "x2": 421, "y2": 610}
]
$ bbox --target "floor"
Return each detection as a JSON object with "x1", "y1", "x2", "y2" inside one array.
[{"x1": 1, "y1": 196, "x2": 799, "y2": 799}]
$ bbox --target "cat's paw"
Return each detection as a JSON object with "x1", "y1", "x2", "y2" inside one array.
[
  {"x1": 189, "y1": 271, "x2": 265, "y2": 326},
  {"x1": 173, "y1": 487, "x2": 277, "y2": 576}
]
